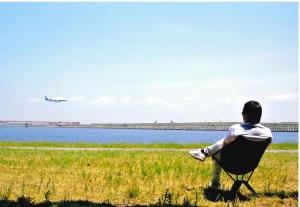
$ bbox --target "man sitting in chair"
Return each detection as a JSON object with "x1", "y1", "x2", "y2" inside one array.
[{"x1": 189, "y1": 100, "x2": 272, "y2": 188}]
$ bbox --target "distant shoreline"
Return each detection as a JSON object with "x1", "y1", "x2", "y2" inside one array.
[{"x1": 0, "y1": 121, "x2": 298, "y2": 132}]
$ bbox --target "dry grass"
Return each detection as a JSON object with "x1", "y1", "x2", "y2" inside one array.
[{"x1": 0, "y1": 148, "x2": 297, "y2": 206}]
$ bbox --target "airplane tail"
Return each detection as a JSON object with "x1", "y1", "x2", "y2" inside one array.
[{"x1": 45, "y1": 96, "x2": 49, "y2": 100}]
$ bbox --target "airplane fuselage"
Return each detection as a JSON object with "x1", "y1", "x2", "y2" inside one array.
[{"x1": 45, "y1": 96, "x2": 67, "y2": 103}]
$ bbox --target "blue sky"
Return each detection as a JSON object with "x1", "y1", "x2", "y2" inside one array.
[{"x1": 0, "y1": 3, "x2": 298, "y2": 123}]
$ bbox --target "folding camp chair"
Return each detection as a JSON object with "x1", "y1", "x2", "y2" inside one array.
[{"x1": 211, "y1": 135, "x2": 271, "y2": 198}]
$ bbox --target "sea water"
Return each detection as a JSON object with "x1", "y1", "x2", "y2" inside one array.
[{"x1": 0, "y1": 126, "x2": 297, "y2": 143}]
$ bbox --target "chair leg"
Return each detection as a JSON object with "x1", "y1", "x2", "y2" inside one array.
[
  {"x1": 243, "y1": 181, "x2": 258, "y2": 197},
  {"x1": 230, "y1": 180, "x2": 243, "y2": 198}
]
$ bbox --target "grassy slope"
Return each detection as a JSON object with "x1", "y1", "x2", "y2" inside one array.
[
  {"x1": 0, "y1": 141, "x2": 297, "y2": 150},
  {"x1": 0, "y1": 148, "x2": 297, "y2": 206}
]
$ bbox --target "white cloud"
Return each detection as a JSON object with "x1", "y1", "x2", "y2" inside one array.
[
  {"x1": 144, "y1": 97, "x2": 163, "y2": 106},
  {"x1": 164, "y1": 101, "x2": 182, "y2": 109},
  {"x1": 218, "y1": 97, "x2": 233, "y2": 104},
  {"x1": 87, "y1": 96, "x2": 183, "y2": 109},
  {"x1": 119, "y1": 96, "x2": 132, "y2": 103},
  {"x1": 183, "y1": 96, "x2": 198, "y2": 102},
  {"x1": 217, "y1": 96, "x2": 263, "y2": 104},
  {"x1": 53, "y1": 96, "x2": 67, "y2": 100},
  {"x1": 236, "y1": 96, "x2": 252, "y2": 103},
  {"x1": 142, "y1": 97, "x2": 182, "y2": 109},
  {"x1": 69, "y1": 96, "x2": 86, "y2": 101},
  {"x1": 265, "y1": 93, "x2": 298, "y2": 101},
  {"x1": 90, "y1": 96, "x2": 117, "y2": 105}
]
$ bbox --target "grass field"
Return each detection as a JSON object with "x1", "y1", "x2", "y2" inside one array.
[
  {"x1": 0, "y1": 145, "x2": 297, "y2": 206},
  {"x1": 0, "y1": 141, "x2": 297, "y2": 150}
]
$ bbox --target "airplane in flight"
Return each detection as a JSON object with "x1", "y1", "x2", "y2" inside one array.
[{"x1": 45, "y1": 96, "x2": 67, "y2": 103}]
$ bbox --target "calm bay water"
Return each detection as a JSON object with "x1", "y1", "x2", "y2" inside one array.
[{"x1": 0, "y1": 126, "x2": 298, "y2": 144}]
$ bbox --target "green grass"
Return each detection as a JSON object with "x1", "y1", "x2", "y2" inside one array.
[
  {"x1": 0, "y1": 148, "x2": 297, "y2": 206},
  {"x1": 0, "y1": 141, "x2": 297, "y2": 150}
]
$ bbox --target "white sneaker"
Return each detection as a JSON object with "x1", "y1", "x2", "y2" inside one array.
[{"x1": 189, "y1": 149, "x2": 207, "y2": 161}]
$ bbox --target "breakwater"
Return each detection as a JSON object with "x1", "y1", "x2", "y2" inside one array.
[
  {"x1": 88, "y1": 122, "x2": 298, "y2": 132},
  {"x1": 0, "y1": 121, "x2": 298, "y2": 132}
]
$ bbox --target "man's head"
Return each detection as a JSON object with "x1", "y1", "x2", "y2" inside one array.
[{"x1": 242, "y1": 101, "x2": 262, "y2": 124}]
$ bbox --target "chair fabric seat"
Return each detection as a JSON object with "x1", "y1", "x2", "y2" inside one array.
[
  {"x1": 216, "y1": 136, "x2": 271, "y2": 174},
  {"x1": 211, "y1": 135, "x2": 271, "y2": 198}
]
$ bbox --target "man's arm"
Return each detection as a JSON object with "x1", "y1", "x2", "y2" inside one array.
[
  {"x1": 223, "y1": 135, "x2": 237, "y2": 146},
  {"x1": 222, "y1": 126, "x2": 237, "y2": 147}
]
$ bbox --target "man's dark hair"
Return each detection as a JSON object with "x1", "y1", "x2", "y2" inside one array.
[{"x1": 242, "y1": 101, "x2": 262, "y2": 124}]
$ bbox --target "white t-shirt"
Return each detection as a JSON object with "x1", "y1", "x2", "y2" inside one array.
[{"x1": 223, "y1": 123, "x2": 272, "y2": 145}]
